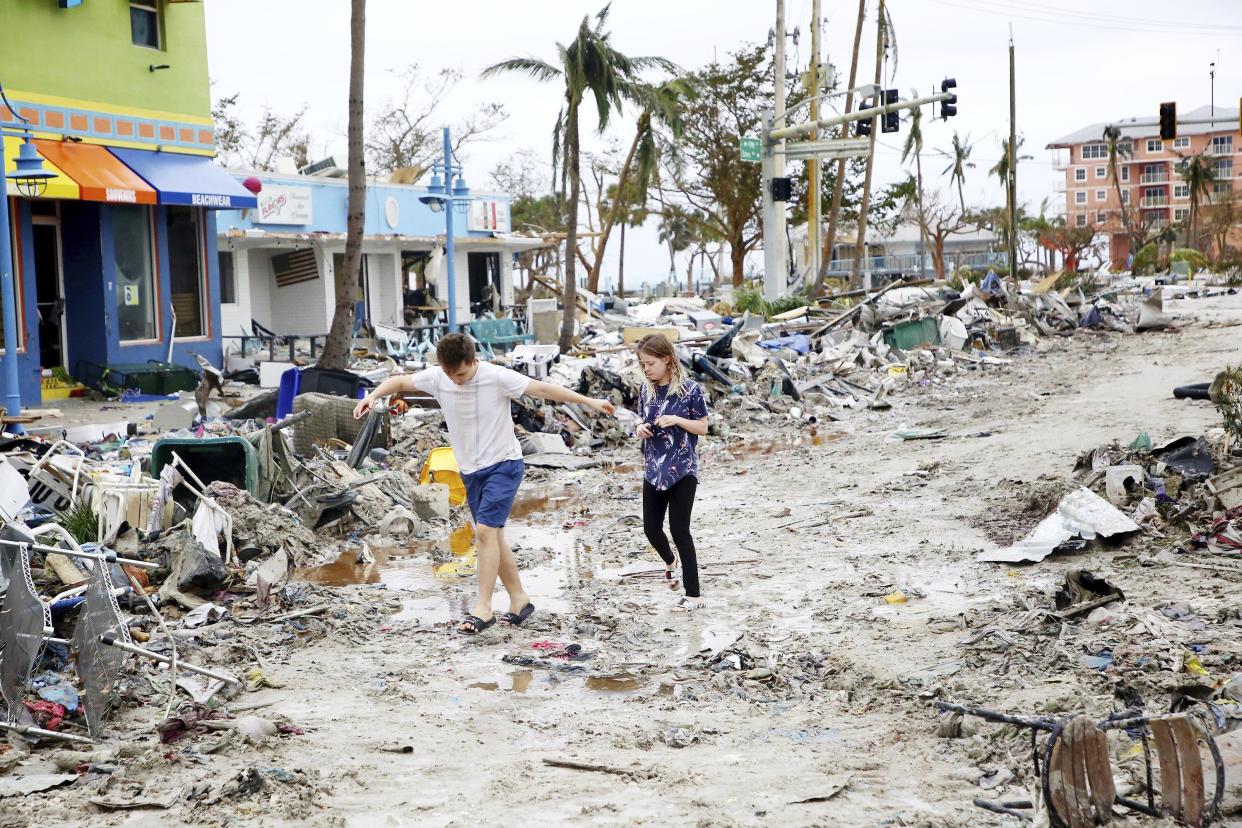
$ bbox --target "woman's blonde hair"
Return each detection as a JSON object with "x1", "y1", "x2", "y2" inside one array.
[{"x1": 636, "y1": 333, "x2": 690, "y2": 401}]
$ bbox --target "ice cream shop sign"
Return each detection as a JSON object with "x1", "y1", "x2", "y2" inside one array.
[{"x1": 255, "y1": 184, "x2": 313, "y2": 225}]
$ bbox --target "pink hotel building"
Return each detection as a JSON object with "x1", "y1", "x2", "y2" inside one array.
[{"x1": 1047, "y1": 105, "x2": 1241, "y2": 268}]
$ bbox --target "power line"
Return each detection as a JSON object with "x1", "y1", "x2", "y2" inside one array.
[
  {"x1": 980, "y1": 0, "x2": 1238, "y2": 32},
  {"x1": 920, "y1": 0, "x2": 1242, "y2": 36}
]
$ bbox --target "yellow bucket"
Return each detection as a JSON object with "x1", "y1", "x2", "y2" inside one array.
[{"x1": 419, "y1": 446, "x2": 467, "y2": 506}]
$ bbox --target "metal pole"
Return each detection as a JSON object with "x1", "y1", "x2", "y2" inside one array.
[
  {"x1": 442, "y1": 127, "x2": 458, "y2": 333},
  {"x1": 764, "y1": 0, "x2": 788, "y2": 303},
  {"x1": 807, "y1": 0, "x2": 822, "y2": 288},
  {"x1": 0, "y1": 137, "x2": 24, "y2": 430},
  {"x1": 1008, "y1": 30, "x2": 1018, "y2": 280}
]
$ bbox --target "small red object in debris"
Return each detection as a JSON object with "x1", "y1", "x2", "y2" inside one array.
[
  {"x1": 242, "y1": 176, "x2": 263, "y2": 194},
  {"x1": 24, "y1": 700, "x2": 66, "y2": 731}
]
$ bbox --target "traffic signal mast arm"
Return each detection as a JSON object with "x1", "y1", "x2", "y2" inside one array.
[{"x1": 768, "y1": 90, "x2": 956, "y2": 143}]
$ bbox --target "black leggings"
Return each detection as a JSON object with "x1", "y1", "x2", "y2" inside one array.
[{"x1": 643, "y1": 475, "x2": 700, "y2": 598}]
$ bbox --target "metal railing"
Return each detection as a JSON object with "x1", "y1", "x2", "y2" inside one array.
[
  {"x1": 1139, "y1": 172, "x2": 1168, "y2": 184},
  {"x1": 824, "y1": 251, "x2": 1009, "y2": 276},
  {"x1": 1140, "y1": 197, "x2": 1169, "y2": 208},
  {"x1": 1209, "y1": 143, "x2": 1234, "y2": 157}
]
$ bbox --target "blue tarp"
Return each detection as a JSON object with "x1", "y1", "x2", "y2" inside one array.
[
  {"x1": 758, "y1": 334, "x2": 810, "y2": 355},
  {"x1": 109, "y1": 147, "x2": 258, "y2": 209}
]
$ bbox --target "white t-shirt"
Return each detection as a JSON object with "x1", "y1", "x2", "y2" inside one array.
[{"x1": 409, "y1": 362, "x2": 532, "y2": 475}]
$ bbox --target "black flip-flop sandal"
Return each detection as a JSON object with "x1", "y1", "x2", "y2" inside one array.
[
  {"x1": 459, "y1": 614, "x2": 496, "y2": 634},
  {"x1": 499, "y1": 603, "x2": 536, "y2": 627}
]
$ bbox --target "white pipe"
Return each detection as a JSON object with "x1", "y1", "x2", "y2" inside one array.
[{"x1": 99, "y1": 634, "x2": 238, "y2": 685}]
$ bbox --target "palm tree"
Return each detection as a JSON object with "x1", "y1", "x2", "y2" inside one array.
[
  {"x1": 939, "y1": 132, "x2": 975, "y2": 212},
  {"x1": 585, "y1": 77, "x2": 694, "y2": 293},
  {"x1": 657, "y1": 205, "x2": 693, "y2": 288},
  {"x1": 1103, "y1": 126, "x2": 1133, "y2": 266},
  {"x1": 1177, "y1": 151, "x2": 1216, "y2": 251},
  {"x1": 483, "y1": 5, "x2": 675, "y2": 351},
  {"x1": 319, "y1": 0, "x2": 366, "y2": 370},
  {"x1": 901, "y1": 89, "x2": 927, "y2": 274}
]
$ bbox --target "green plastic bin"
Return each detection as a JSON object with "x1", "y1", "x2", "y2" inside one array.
[
  {"x1": 883, "y1": 317, "x2": 941, "y2": 351},
  {"x1": 151, "y1": 437, "x2": 259, "y2": 496}
]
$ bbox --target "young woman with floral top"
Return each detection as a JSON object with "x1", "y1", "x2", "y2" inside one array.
[{"x1": 634, "y1": 334, "x2": 709, "y2": 611}]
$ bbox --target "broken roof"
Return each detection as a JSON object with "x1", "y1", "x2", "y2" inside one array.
[{"x1": 1046, "y1": 105, "x2": 1239, "y2": 148}]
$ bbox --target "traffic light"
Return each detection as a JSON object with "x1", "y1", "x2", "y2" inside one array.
[
  {"x1": 770, "y1": 176, "x2": 792, "y2": 202},
  {"x1": 940, "y1": 77, "x2": 957, "y2": 119},
  {"x1": 856, "y1": 117, "x2": 871, "y2": 137},
  {"x1": 1159, "y1": 101, "x2": 1177, "y2": 141},
  {"x1": 882, "y1": 88, "x2": 899, "y2": 133}
]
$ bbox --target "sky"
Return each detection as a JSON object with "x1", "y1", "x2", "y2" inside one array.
[{"x1": 204, "y1": 0, "x2": 1242, "y2": 287}]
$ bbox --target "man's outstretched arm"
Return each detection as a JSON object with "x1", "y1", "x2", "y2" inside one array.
[{"x1": 524, "y1": 380, "x2": 616, "y2": 416}]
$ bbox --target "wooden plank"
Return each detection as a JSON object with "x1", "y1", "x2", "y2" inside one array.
[
  {"x1": 1171, "y1": 717, "x2": 1206, "y2": 826},
  {"x1": 1151, "y1": 718, "x2": 1183, "y2": 819},
  {"x1": 1083, "y1": 721, "x2": 1117, "y2": 824},
  {"x1": 1049, "y1": 730, "x2": 1073, "y2": 826},
  {"x1": 1063, "y1": 719, "x2": 1094, "y2": 828}
]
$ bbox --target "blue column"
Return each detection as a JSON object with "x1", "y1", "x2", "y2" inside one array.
[
  {"x1": 443, "y1": 127, "x2": 457, "y2": 333},
  {"x1": 0, "y1": 139, "x2": 23, "y2": 430}
]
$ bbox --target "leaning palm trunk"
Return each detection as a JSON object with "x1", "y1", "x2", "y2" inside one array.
[
  {"x1": 586, "y1": 118, "x2": 644, "y2": 293},
  {"x1": 559, "y1": 107, "x2": 581, "y2": 353},
  {"x1": 319, "y1": 0, "x2": 366, "y2": 370}
]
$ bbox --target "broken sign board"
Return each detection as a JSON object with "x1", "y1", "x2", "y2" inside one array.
[
  {"x1": 978, "y1": 487, "x2": 1139, "y2": 564},
  {"x1": 623, "y1": 327, "x2": 680, "y2": 346},
  {"x1": 27, "y1": 455, "x2": 94, "y2": 514}
]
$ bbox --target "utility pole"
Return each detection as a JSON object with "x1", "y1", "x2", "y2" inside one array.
[
  {"x1": 807, "y1": 0, "x2": 822, "y2": 288},
  {"x1": 851, "y1": 0, "x2": 883, "y2": 290},
  {"x1": 762, "y1": 0, "x2": 788, "y2": 302},
  {"x1": 1008, "y1": 28, "x2": 1017, "y2": 281},
  {"x1": 817, "y1": 0, "x2": 866, "y2": 293},
  {"x1": 1210, "y1": 59, "x2": 1216, "y2": 123}
]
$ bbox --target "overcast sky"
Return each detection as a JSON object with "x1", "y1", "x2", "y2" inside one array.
[{"x1": 204, "y1": 0, "x2": 1242, "y2": 287}]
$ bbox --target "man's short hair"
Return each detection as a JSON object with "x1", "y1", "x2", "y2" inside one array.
[{"x1": 436, "y1": 333, "x2": 476, "y2": 369}]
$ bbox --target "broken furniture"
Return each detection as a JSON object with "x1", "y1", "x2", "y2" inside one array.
[
  {"x1": 466, "y1": 318, "x2": 533, "y2": 359},
  {"x1": 937, "y1": 700, "x2": 1225, "y2": 827}
]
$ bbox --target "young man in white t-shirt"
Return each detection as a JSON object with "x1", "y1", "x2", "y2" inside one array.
[{"x1": 355, "y1": 333, "x2": 615, "y2": 633}]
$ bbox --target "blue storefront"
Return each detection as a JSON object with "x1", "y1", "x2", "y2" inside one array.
[{"x1": 5, "y1": 143, "x2": 255, "y2": 404}]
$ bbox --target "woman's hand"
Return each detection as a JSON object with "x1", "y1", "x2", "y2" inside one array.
[
  {"x1": 636, "y1": 423, "x2": 654, "y2": 439},
  {"x1": 654, "y1": 415, "x2": 682, "y2": 429},
  {"x1": 353, "y1": 395, "x2": 375, "y2": 420}
]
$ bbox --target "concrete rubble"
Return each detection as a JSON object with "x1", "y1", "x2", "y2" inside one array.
[{"x1": 0, "y1": 272, "x2": 1241, "y2": 824}]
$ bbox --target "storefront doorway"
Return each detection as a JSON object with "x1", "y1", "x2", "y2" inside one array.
[{"x1": 30, "y1": 205, "x2": 65, "y2": 370}]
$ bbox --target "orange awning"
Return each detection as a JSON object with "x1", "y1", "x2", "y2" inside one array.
[{"x1": 34, "y1": 140, "x2": 156, "y2": 205}]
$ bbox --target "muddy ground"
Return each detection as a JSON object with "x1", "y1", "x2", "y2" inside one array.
[{"x1": 6, "y1": 293, "x2": 1242, "y2": 827}]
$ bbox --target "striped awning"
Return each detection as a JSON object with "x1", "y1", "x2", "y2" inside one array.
[{"x1": 34, "y1": 140, "x2": 156, "y2": 204}]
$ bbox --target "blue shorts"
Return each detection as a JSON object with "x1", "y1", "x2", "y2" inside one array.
[{"x1": 461, "y1": 458, "x2": 525, "y2": 528}]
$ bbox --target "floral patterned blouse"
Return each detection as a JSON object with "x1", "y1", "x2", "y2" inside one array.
[{"x1": 639, "y1": 380, "x2": 708, "y2": 490}]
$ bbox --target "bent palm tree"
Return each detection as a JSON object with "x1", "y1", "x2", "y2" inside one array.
[
  {"x1": 483, "y1": 4, "x2": 675, "y2": 351},
  {"x1": 939, "y1": 132, "x2": 975, "y2": 213},
  {"x1": 585, "y1": 77, "x2": 694, "y2": 293}
]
